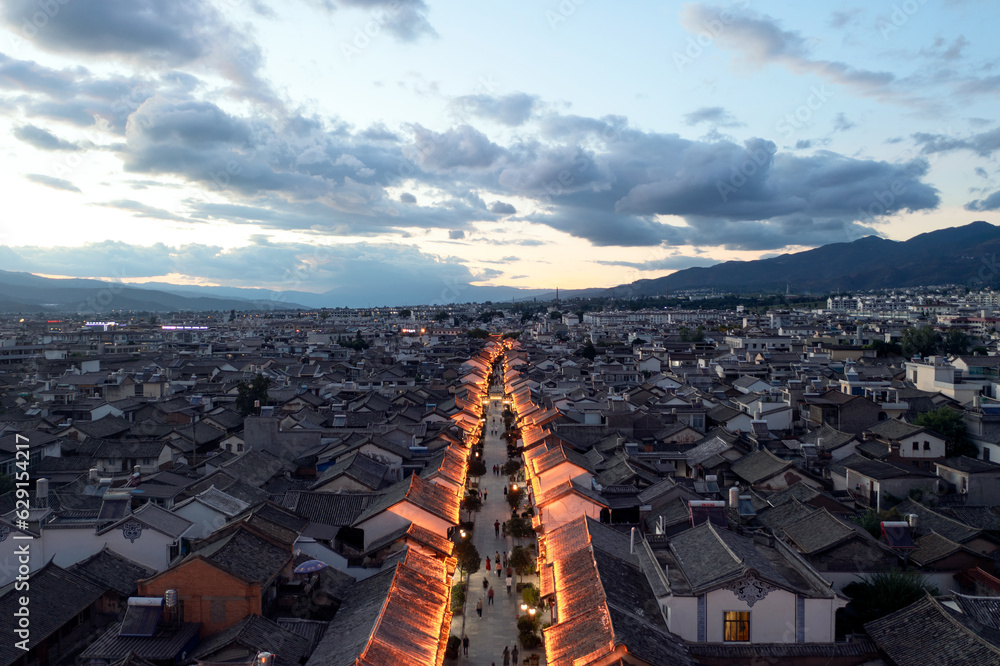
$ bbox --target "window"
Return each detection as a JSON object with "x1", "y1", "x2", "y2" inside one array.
[
  {"x1": 923, "y1": 441, "x2": 930, "y2": 450},
  {"x1": 724, "y1": 611, "x2": 750, "y2": 642},
  {"x1": 912, "y1": 442, "x2": 919, "y2": 451}
]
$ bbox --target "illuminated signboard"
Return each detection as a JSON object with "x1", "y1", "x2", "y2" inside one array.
[
  {"x1": 85, "y1": 321, "x2": 117, "y2": 327},
  {"x1": 161, "y1": 325, "x2": 209, "y2": 330}
]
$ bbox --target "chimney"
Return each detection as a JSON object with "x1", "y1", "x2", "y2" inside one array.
[{"x1": 36, "y1": 478, "x2": 49, "y2": 509}]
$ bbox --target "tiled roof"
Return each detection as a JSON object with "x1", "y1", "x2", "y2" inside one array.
[
  {"x1": 781, "y1": 508, "x2": 857, "y2": 555},
  {"x1": 894, "y1": 498, "x2": 982, "y2": 543},
  {"x1": 100, "y1": 502, "x2": 192, "y2": 539},
  {"x1": 909, "y1": 531, "x2": 963, "y2": 566},
  {"x1": 311, "y1": 452, "x2": 389, "y2": 490},
  {"x1": 283, "y1": 490, "x2": 381, "y2": 527},
  {"x1": 181, "y1": 486, "x2": 250, "y2": 517},
  {"x1": 68, "y1": 546, "x2": 156, "y2": 597},
  {"x1": 221, "y1": 449, "x2": 292, "y2": 487},
  {"x1": 191, "y1": 525, "x2": 292, "y2": 585},
  {"x1": 865, "y1": 594, "x2": 1000, "y2": 665},
  {"x1": 191, "y1": 615, "x2": 312, "y2": 666},
  {"x1": 305, "y1": 548, "x2": 453, "y2": 666},
  {"x1": 352, "y1": 473, "x2": 460, "y2": 526},
  {"x1": 730, "y1": 448, "x2": 792, "y2": 484},
  {"x1": 0, "y1": 563, "x2": 107, "y2": 665},
  {"x1": 79, "y1": 622, "x2": 201, "y2": 662}
]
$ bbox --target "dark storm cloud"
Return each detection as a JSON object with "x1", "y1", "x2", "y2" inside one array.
[
  {"x1": 450, "y1": 93, "x2": 539, "y2": 127},
  {"x1": 966, "y1": 190, "x2": 1000, "y2": 211},
  {"x1": 408, "y1": 124, "x2": 505, "y2": 170}
]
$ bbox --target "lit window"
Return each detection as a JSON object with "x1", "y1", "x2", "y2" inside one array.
[{"x1": 724, "y1": 611, "x2": 750, "y2": 642}]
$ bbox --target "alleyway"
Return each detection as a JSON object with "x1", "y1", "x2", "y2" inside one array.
[{"x1": 451, "y1": 376, "x2": 546, "y2": 665}]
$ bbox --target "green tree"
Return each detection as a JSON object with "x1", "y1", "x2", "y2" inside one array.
[
  {"x1": 943, "y1": 329, "x2": 970, "y2": 355},
  {"x1": 235, "y1": 373, "x2": 271, "y2": 416},
  {"x1": 319, "y1": 309, "x2": 329, "y2": 320},
  {"x1": 509, "y1": 545, "x2": 534, "y2": 584},
  {"x1": 398, "y1": 309, "x2": 411, "y2": 318},
  {"x1": 549, "y1": 310, "x2": 562, "y2": 320},
  {"x1": 149, "y1": 314, "x2": 158, "y2": 326},
  {"x1": 507, "y1": 486, "x2": 524, "y2": 512},
  {"x1": 434, "y1": 310, "x2": 450, "y2": 321},
  {"x1": 842, "y1": 570, "x2": 937, "y2": 634},
  {"x1": 502, "y1": 459, "x2": 522, "y2": 477},
  {"x1": 468, "y1": 457, "x2": 487, "y2": 478},
  {"x1": 581, "y1": 340, "x2": 597, "y2": 361},
  {"x1": 972, "y1": 345, "x2": 990, "y2": 355},
  {"x1": 454, "y1": 539, "x2": 481, "y2": 577},
  {"x1": 915, "y1": 407, "x2": 978, "y2": 457},
  {"x1": 467, "y1": 328, "x2": 490, "y2": 339},
  {"x1": 901, "y1": 325, "x2": 941, "y2": 357},
  {"x1": 866, "y1": 339, "x2": 903, "y2": 357},
  {"x1": 460, "y1": 492, "x2": 483, "y2": 522}
]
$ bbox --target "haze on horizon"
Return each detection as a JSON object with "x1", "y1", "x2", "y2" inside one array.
[{"x1": 1, "y1": 0, "x2": 999, "y2": 305}]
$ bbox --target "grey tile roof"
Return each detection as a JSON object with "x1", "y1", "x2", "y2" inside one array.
[
  {"x1": 352, "y1": 473, "x2": 460, "y2": 526},
  {"x1": 781, "y1": 508, "x2": 857, "y2": 555},
  {"x1": 894, "y1": 498, "x2": 982, "y2": 543},
  {"x1": 68, "y1": 546, "x2": 156, "y2": 597},
  {"x1": 909, "y1": 531, "x2": 963, "y2": 566},
  {"x1": 0, "y1": 563, "x2": 108, "y2": 666},
  {"x1": 221, "y1": 449, "x2": 293, "y2": 487},
  {"x1": 182, "y1": 486, "x2": 250, "y2": 517},
  {"x1": 191, "y1": 615, "x2": 312, "y2": 666},
  {"x1": 281, "y1": 490, "x2": 381, "y2": 527},
  {"x1": 765, "y1": 481, "x2": 820, "y2": 507},
  {"x1": 953, "y1": 593, "x2": 1000, "y2": 632},
  {"x1": 937, "y1": 456, "x2": 1000, "y2": 474},
  {"x1": 865, "y1": 594, "x2": 1000, "y2": 665},
  {"x1": 100, "y1": 502, "x2": 192, "y2": 539},
  {"x1": 79, "y1": 622, "x2": 201, "y2": 662},
  {"x1": 190, "y1": 524, "x2": 292, "y2": 585},
  {"x1": 867, "y1": 418, "x2": 925, "y2": 441},
  {"x1": 939, "y1": 505, "x2": 1000, "y2": 532},
  {"x1": 311, "y1": 451, "x2": 390, "y2": 491},
  {"x1": 730, "y1": 448, "x2": 792, "y2": 484}
]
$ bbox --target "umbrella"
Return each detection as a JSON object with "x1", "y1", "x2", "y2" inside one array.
[{"x1": 293, "y1": 559, "x2": 329, "y2": 574}]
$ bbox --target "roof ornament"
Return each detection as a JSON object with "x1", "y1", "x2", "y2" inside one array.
[{"x1": 725, "y1": 571, "x2": 776, "y2": 607}]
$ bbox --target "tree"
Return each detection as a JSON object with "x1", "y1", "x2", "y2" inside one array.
[
  {"x1": 460, "y1": 492, "x2": 483, "y2": 522},
  {"x1": 468, "y1": 457, "x2": 487, "y2": 478},
  {"x1": 581, "y1": 340, "x2": 597, "y2": 361},
  {"x1": 943, "y1": 329, "x2": 970, "y2": 355},
  {"x1": 842, "y1": 569, "x2": 937, "y2": 634},
  {"x1": 509, "y1": 545, "x2": 534, "y2": 584},
  {"x1": 972, "y1": 345, "x2": 990, "y2": 355},
  {"x1": 454, "y1": 539, "x2": 481, "y2": 577},
  {"x1": 507, "y1": 486, "x2": 524, "y2": 512},
  {"x1": 467, "y1": 328, "x2": 490, "y2": 339},
  {"x1": 398, "y1": 309, "x2": 411, "y2": 318},
  {"x1": 235, "y1": 373, "x2": 271, "y2": 416},
  {"x1": 631, "y1": 337, "x2": 647, "y2": 347},
  {"x1": 548, "y1": 310, "x2": 562, "y2": 320},
  {"x1": 506, "y1": 516, "x2": 533, "y2": 544},
  {"x1": 0, "y1": 474, "x2": 14, "y2": 495},
  {"x1": 901, "y1": 325, "x2": 940, "y2": 358},
  {"x1": 502, "y1": 459, "x2": 522, "y2": 477},
  {"x1": 915, "y1": 407, "x2": 978, "y2": 457},
  {"x1": 434, "y1": 310, "x2": 450, "y2": 321},
  {"x1": 866, "y1": 339, "x2": 903, "y2": 357},
  {"x1": 149, "y1": 314, "x2": 158, "y2": 326},
  {"x1": 319, "y1": 309, "x2": 329, "y2": 320}
]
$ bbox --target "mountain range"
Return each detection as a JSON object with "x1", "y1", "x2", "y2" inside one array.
[{"x1": 1, "y1": 221, "x2": 998, "y2": 312}]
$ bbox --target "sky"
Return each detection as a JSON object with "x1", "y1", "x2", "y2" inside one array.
[{"x1": 1, "y1": 0, "x2": 999, "y2": 307}]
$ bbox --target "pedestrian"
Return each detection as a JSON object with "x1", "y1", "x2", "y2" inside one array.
[
  {"x1": 483, "y1": 577, "x2": 489, "y2": 592},
  {"x1": 507, "y1": 565, "x2": 513, "y2": 579},
  {"x1": 506, "y1": 574, "x2": 512, "y2": 595},
  {"x1": 495, "y1": 550, "x2": 500, "y2": 563},
  {"x1": 497, "y1": 562, "x2": 502, "y2": 577},
  {"x1": 483, "y1": 489, "x2": 488, "y2": 501},
  {"x1": 486, "y1": 557, "x2": 491, "y2": 572},
  {"x1": 512, "y1": 646, "x2": 518, "y2": 664},
  {"x1": 501, "y1": 522, "x2": 507, "y2": 537},
  {"x1": 503, "y1": 646, "x2": 510, "y2": 666},
  {"x1": 462, "y1": 634, "x2": 470, "y2": 657},
  {"x1": 476, "y1": 597, "x2": 483, "y2": 618},
  {"x1": 494, "y1": 520, "x2": 500, "y2": 537},
  {"x1": 503, "y1": 485, "x2": 508, "y2": 497},
  {"x1": 487, "y1": 586, "x2": 495, "y2": 605},
  {"x1": 502, "y1": 553, "x2": 508, "y2": 568}
]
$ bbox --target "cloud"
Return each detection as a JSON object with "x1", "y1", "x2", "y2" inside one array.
[
  {"x1": 965, "y1": 190, "x2": 1000, "y2": 211},
  {"x1": 450, "y1": 93, "x2": 539, "y2": 126},
  {"x1": 489, "y1": 201, "x2": 516, "y2": 215},
  {"x1": 95, "y1": 199, "x2": 193, "y2": 222},
  {"x1": 408, "y1": 124, "x2": 506, "y2": 170},
  {"x1": 399, "y1": 192, "x2": 417, "y2": 203},
  {"x1": 833, "y1": 112, "x2": 855, "y2": 132},
  {"x1": 683, "y1": 106, "x2": 743, "y2": 127},
  {"x1": 912, "y1": 127, "x2": 1000, "y2": 157},
  {"x1": 448, "y1": 230, "x2": 465, "y2": 239},
  {"x1": 827, "y1": 9, "x2": 861, "y2": 28},
  {"x1": 318, "y1": 0, "x2": 438, "y2": 41},
  {"x1": 0, "y1": 240, "x2": 494, "y2": 306},
  {"x1": 24, "y1": 173, "x2": 81, "y2": 192},
  {"x1": 12, "y1": 124, "x2": 81, "y2": 150},
  {"x1": 1, "y1": 0, "x2": 269, "y2": 100},
  {"x1": 596, "y1": 255, "x2": 716, "y2": 270}
]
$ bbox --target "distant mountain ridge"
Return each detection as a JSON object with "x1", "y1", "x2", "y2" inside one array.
[{"x1": 600, "y1": 221, "x2": 1000, "y2": 297}]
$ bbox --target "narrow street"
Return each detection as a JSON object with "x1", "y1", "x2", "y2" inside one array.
[{"x1": 453, "y1": 367, "x2": 546, "y2": 665}]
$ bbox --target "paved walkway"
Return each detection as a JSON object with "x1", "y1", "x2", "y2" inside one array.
[{"x1": 452, "y1": 392, "x2": 547, "y2": 665}]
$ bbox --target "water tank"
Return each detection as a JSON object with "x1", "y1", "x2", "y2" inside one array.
[
  {"x1": 133, "y1": 465, "x2": 141, "y2": 474},
  {"x1": 729, "y1": 486, "x2": 740, "y2": 508},
  {"x1": 906, "y1": 513, "x2": 919, "y2": 531},
  {"x1": 165, "y1": 589, "x2": 178, "y2": 607},
  {"x1": 89, "y1": 468, "x2": 100, "y2": 483}
]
